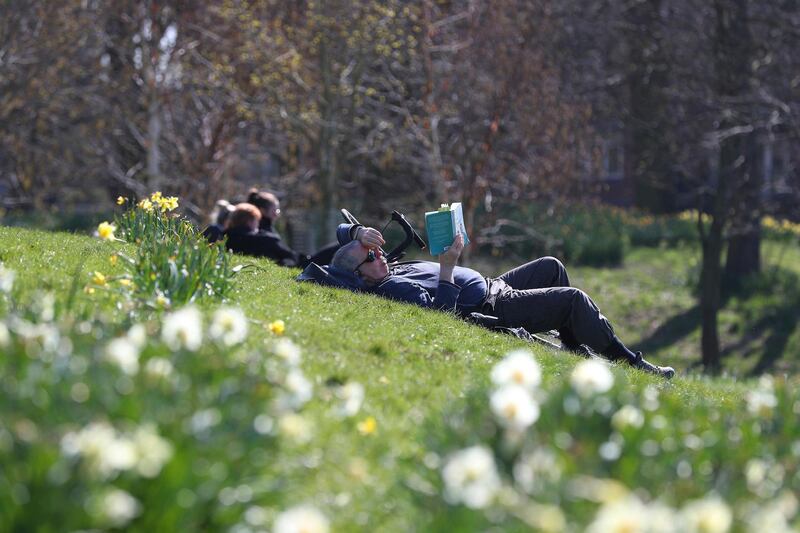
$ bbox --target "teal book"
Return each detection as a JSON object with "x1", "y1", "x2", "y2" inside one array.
[{"x1": 425, "y1": 202, "x2": 470, "y2": 255}]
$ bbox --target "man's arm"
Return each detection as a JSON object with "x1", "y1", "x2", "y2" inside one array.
[
  {"x1": 336, "y1": 223, "x2": 385, "y2": 248},
  {"x1": 438, "y1": 234, "x2": 464, "y2": 284}
]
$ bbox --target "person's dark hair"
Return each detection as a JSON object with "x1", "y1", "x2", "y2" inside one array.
[
  {"x1": 246, "y1": 188, "x2": 279, "y2": 210},
  {"x1": 225, "y1": 203, "x2": 261, "y2": 231},
  {"x1": 331, "y1": 241, "x2": 364, "y2": 272}
]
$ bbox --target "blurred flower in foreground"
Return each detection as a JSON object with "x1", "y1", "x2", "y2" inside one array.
[
  {"x1": 0, "y1": 263, "x2": 14, "y2": 292},
  {"x1": 89, "y1": 488, "x2": 141, "y2": 528},
  {"x1": 61, "y1": 421, "x2": 136, "y2": 479},
  {"x1": 442, "y1": 445, "x2": 501, "y2": 509},
  {"x1": 490, "y1": 384, "x2": 540, "y2": 431},
  {"x1": 279, "y1": 369, "x2": 313, "y2": 409},
  {"x1": 611, "y1": 405, "x2": 645, "y2": 431},
  {"x1": 357, "y1": 416, "x2": 377, "y2": 436},
  {"x1": 97, "y1": 221, "x2": 117, "y2": 241},
  {"x1": 490, "y1": 349, "x2": 542, "y2": 391},
  {"x1": 586, "y1": 495, "x2": 652, "y2": 533},
  {"x1": 570, "y1": 359, "x2": 614, "y2": 397},
  {"x1": 273, "y1": 505, "x2": 330, "y2": 533},
  {"x1": 334, "y1": 382, "x2": 365, "y2": 417},
  {"x1": 130, "y1": 424, "x2": 174, "y2": 478},
  {"x1": 162, "y1": 306, "x2": 203, "y2": 351},
  {"x1": 209, "y1": 306, "x2": 248, "y2": 346},
  {"x1": 0, "y1": 322, "x2": 9, "y2": 347},
  {"x1": 679, "y1": 495, "x2": 732, "y2": 533},
  {"x1": 273, "y1": 338, "x2": 301, "y2": 366},
  {"x1": 105, "y1": 337, "x2": 140, "y2": 376},
  {"x1": 278, "y1": 413, "x2": 313, "y2": 444},
  {"x1": 746, "y1": 387, "x2": 777, "y2": 417},
  {"x1": 91, "y1": 271, "x2": 108, "y2": 286},
  {"x1": 268, "y1": 319, "x2": 286, "y2": 335},
  {"x1": 144, "y1": 357, "x2": 174, "y2": 381},
  {"x1": 61, "y1": 421, "x2": 173, "y2": 480}
]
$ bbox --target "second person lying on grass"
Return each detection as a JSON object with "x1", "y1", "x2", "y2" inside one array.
[{"x1": 330, "y1": 223, "x2": 675, "y2": 379}]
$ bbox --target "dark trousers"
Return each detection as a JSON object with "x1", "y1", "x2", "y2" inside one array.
[{"x1": 492, "y1": 257, "x2": 619, "y2": 356}]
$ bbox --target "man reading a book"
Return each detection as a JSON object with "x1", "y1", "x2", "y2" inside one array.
[{"x1": 330, "y1": 223, "x2": 675, "y2": 378}]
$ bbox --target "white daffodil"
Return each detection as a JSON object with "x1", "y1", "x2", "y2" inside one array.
[
  {"x1": 105, "y1": 337, "x2": 140, "y2": 376},
  {"x1": 611, "y1": 405, "x2": 645, "y2": 431},
  {"x1": 273, "y1": 338, "x2": 302, "y2": 366},
  {"x1": 586, "y1": 495, "x2": 651, "y2": 533},
  {"x1": 126, "y1": 323, "x2": 148, "y2": 349},
  {"x1": 679, "y1": 495, "x2": 733, "y2": 533},
  {"x1": 98, "y1": 489, "x2": 141, "y2": 527},
  {"x1": 273, "y1": 505, "x2": 330, "y2": 533},
  {"x1": 131, "y1": 424, "x2": 173, "y2": 478},
  {"x1": 442, "y1": 445, "x2": 502, "y2": 509},
  {"x1": 570, "y1": 359, "x2": 614, "y2": 397},
  {"x1": 0, "y1": 264, "x2": 15, "y2": 293},
  {"x1": 144, "y1": 357, "x2": 174, "y2": 380},
  {"x1": 277, "y1": 413, "x2": 313, "y2": 444},
  {"x1": 162, "y1": 306, "x2": 203, "y2": 351},
  {"x1": 209, "y1": 306, "x2": 248, "y2": 346},
  {"x1": 0, "y1": 321, "x2": 9, "y2": 347},
  {"x1": 490, "y1": 349, "x2": 542, "y2": 390},
  {"x1": 490, "y1": 384, "x2": 540, "y2": 431},
  {"x1": 745, "y1": 389, "x2": 778, "y2": 417},
  {"x1": 335, "y1": 382, "x2": 365, "y2": 417},
  {"x1": 277, "y1": 370, "x2": 313, "y2": 410},
  {"x1": 61, "y1": 422, "x2": 137, "y2": 479}
]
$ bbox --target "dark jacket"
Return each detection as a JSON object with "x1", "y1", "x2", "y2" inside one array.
[
  {"x1": 224, "y1": 226, "x2": 301, "y2": 266},
  {"x1": 335, "y1": 223, "x2": 487, "y2": 315}
]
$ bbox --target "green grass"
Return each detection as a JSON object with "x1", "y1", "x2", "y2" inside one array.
[{"x1": 1, "y1": 226, "x2": 798, "y2": 532}]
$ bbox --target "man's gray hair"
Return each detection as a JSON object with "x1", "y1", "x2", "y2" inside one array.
[{"x1": 331, "y1": 241, "x2": 364, "y2": 272}]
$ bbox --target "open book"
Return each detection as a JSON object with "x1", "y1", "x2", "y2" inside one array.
[{"x1": 425, "y1": 202, "x2": 470, "y2": 255}]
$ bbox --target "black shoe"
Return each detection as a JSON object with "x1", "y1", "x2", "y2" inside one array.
[{"x1": 632, "y1": 352, "x2": 675, "y2": 379}]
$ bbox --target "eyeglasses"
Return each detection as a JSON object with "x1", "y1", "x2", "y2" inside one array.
[{"x1": 353, "y1": 249, "x2": 376, "y2": 274}]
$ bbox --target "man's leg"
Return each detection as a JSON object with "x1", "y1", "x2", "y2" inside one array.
[
  {"x1": 498, "y1": 256, "x2": 570, "y2": 290},
  {"x1": 495, "y1": 287, "x2": 675, "y2": 377},
  {"x1": 494, "y1": 287, "x2": 636, "y2": 363}
]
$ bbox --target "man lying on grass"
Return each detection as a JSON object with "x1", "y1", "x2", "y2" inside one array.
[{"x1": 330, "y1": 223, "x2": 675, "y2": 379}]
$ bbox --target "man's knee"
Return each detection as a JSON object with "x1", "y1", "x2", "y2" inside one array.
[{"x1": 541, "y1": 256, "x2": 568, "y2": 283}]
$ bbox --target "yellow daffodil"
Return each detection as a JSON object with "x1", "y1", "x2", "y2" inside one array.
[
  {"x1": 138, "y1": 199, "x2": 153, "y2": 212},
  {"x1": 118, "y1": 279, "x2": 132, "y2": 287},
  {"x1": 162, "y1": 196, "x2": 179, "y2": 211},
  {"x1": 357, "y1": 416, "x2": 377, "y2": 435},
  {"x1": 83, "y1": 286, "x2": 95, "y2": 294},
  {"x1": 97, "y1": 221, "x2": 117, "y2": 241},
  {"x1": 268, "y1": 319, "x2": 286, "y2": 335},
  {"x1": 150, "y1": 191, "x2": 163, "y2": 202},
  {"x1": 109, "y1": 254, "x2": 118, "y2": 266},
  {"x1": 91, "y1": 271, "x2": 107, "y2": 286},
  {"x1": 116, "y1": 196, "x2": 127, "y2": 205}
]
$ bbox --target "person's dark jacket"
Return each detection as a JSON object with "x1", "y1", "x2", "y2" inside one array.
[
  {"x1": 335, "y1": 223, "x2": 487, "y2": 315},
  {"x1": 224, "y1": 225, "x2": 301, "y2": 266}
]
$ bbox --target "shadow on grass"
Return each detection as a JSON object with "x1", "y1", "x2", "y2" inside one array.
[
  {"x1": 636, "y1": 268, "x2": 800, "y2": 375},
  {"x1": 636, "y1": 304, "x2": 701, "y2": 354}
]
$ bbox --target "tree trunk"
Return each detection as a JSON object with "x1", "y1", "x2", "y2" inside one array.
[
  {"x1": 700, "y1": 219, "x2": 724, "y2": 373},
  {"x1": 624, "y1": 0, "x2": 673, "y2": 213},
  {"x1": 725, "y1": 140, "x2": 762, "y2": 281},
  {"x1": 317, "y1": 27, "x2": 339, "y2": 241},
  {"x1": 700, "y1": 0, "x2": 753, "y2": 372}
]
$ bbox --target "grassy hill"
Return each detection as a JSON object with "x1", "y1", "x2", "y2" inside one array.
[{"x1": 1, "y1": 226, "x2": 798, "y2": 532}]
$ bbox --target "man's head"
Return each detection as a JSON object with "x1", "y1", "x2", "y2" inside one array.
[
  {"x1": 331, "y1": 241, "x2": 389, "y2": 285},
  {"x1": 246, "y1": 188, "x2": 281, "y2": 221},
  {"x1": 225, "y1": 203, "x2": 261, "y2": 232}
]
